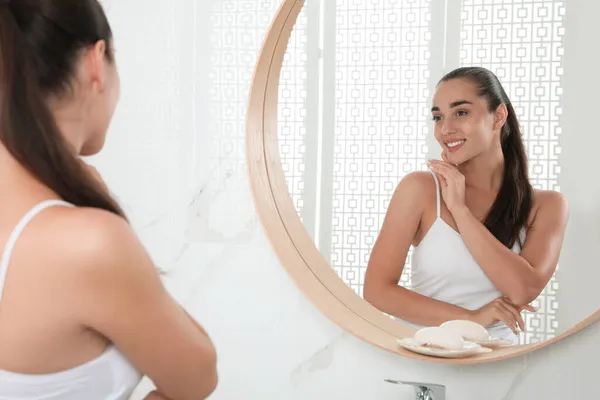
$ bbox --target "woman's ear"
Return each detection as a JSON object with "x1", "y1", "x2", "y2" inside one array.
[
  {"x1": 493, "y1": 103, "x2": 508, "y2": 131},
  {"x1": 82, "y1": 40, "x2": 108, "y2": 94}
]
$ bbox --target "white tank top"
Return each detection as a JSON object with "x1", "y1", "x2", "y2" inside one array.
[
  {"x1": 410, "y1": 172, "x2": 524, "y2": 343},
  {"x1": 0, "y1": 200, "x2": 142, "y2": 400}
]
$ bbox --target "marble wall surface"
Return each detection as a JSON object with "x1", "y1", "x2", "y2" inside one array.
[{"x1": 90, "y1": 0, "x2": 600, "y2": 398}]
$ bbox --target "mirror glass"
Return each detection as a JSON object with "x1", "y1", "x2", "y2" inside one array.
[{"x1": 277, "y1": 0, "x2": 599, "y2": 346}]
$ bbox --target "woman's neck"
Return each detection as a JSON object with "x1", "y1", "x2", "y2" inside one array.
[
  {"x1": 458, "y1": 147, "x2": 505, "y2": 192},
  {"x1": 49, "y1": 96, "x2": 87, "y2": 155}
]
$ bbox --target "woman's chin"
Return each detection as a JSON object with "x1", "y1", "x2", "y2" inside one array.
[
  {"x1": 79, "y1": 136, "x2": 106, "y2": 157},
  {"x1": 444, "y1": 152, "x2": 467, "y2": 166}
]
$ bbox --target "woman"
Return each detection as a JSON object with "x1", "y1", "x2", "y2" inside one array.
[
  {"x1": 364, "y1": 66, "x2": 569, "y2": 343},
  {"x1": 0, "y1": 1, "x2": 217, "y2": 399}
]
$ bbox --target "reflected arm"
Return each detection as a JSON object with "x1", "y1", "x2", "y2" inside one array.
[{"x1": 452, "y1": 190, "x2": 569, "y2": 305}]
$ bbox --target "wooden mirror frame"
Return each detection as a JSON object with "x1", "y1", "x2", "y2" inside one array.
[{"x1": 245, "y1": 0, "x2": 600, "y2": 364}]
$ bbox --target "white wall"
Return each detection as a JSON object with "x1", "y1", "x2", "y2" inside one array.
[
  {"x1": 554, "y1": 0, "x2": 600, "y2": 330},
  {"x1": 91, "y1": 0, "x2": 600, "y2": 399}
]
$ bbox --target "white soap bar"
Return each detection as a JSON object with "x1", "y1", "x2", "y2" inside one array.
[
  {"x1": 413, "y1": 326, "x2": 465, "y2": 350},
  {"x1": 440, "y1": 320, "x2": 490, "y2": 342}
]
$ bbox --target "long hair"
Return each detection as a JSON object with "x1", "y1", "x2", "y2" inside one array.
[
  {"x1": 0, "y1": 0, "x2": 126, "y2": 218},
  {"x1": 439, "y1": 67, "x2": 533, "y2": 248}
]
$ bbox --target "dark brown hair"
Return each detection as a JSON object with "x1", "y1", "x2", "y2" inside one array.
[
  {"x1": 439, "y1": 66, "x2": 533, "y2": 248},
  {"x1": 0, "y1": 0, "x2": 126, "y2": 218}
]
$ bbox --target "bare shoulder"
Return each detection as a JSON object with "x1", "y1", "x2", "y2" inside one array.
[
  {"x1": 531, "y1": 189, "x2": 569, "y2": 226},
  {"x1": 389, "y1": 171, "x2": 436, "y2": 208},
  {"x1": 533, "y1": 189, "x2": 569, "y2": 214},
  {"x1": 8, "y1": 204, "x2": 156, "y2": 328},
  {"x1": 400, "y1": 170, "x2": 436, "y2": 186},
  {"x1": 384, "y1": 171, "x2": 435, "y2": 221},
  {"x1": 394, "y1": 171, "x2": 436, "y2": 196},
  {"x1": 45, "y1": 205, "x2": 132, "y2": 242},
  {"x1": 42, "y1": 206, "x2": 136, "y2": 255},
  {"x1": 28, "y1": 206, "x2": 149, "y2": 283}
]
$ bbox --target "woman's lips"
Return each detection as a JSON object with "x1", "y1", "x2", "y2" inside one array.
[{"x1": 446, "y1": 139, "x2": 465, "y2": 152}]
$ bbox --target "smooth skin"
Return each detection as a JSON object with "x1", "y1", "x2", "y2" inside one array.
[
  {"x1": 364, "y1": 78, "x2": 569, "y2": 335},
  {"x1": 0, "y1": 41, "x2": 218, "y2": 400}
]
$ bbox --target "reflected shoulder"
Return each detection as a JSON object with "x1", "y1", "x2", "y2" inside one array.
[
  {"x1": 395, "y1": 170, "x2": 436, "y2": 194},
  {"x1": 534, "y1": 189, "x2": 569, "y2": 212},
  {"x1": 387, "y1": 171, "x2": 436, "y2": 213},
  {"x1": 399, "y1": 170, "x2": 435, "y2": 186},
  {"x1": 532, "y1": 189, "x2": 570, "y2": 223}
]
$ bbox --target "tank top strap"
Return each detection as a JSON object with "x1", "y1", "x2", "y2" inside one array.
[
  {"x1": 0, "y1": 200, "x2": 75, "y2": 303},
  {"x1": 428, "y1": 170, "x2": 441, "y2": 218}
]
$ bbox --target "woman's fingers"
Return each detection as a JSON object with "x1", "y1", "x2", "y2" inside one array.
[
  {"x1": 429, "y1": 160, "x2": 461, "y2": 179},
  {"x1": 428, "y1": 163, "x2": 446, "y2": 179},
  {"x1": 499, "y1": 301, "x2": 525, "y2": 332},
  {"x1": 493, "y1": 307, "x2": 519, "y2": 335},
  {"x1": 428, "y1": 164, "x2": 452, "y2": 180},
  {"x1": 435, "y1": 173, "x2": 448, "y2": 187},
  {"x1": 521, "y1": 304, "x2": 537, "y2": 312}
]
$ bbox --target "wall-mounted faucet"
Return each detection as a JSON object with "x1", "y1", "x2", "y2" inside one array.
[{"x1": 385, "y1": 379, "x2": 446, "y2": 400}]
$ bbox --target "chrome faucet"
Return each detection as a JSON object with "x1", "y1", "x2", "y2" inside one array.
[{"x1": 385, "y1": 379, "x2": 446, "y2": 400}]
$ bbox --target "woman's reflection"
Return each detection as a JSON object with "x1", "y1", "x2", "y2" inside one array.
[{"x1": 364, "y1": 66, "x2": 569, "y2": 344}]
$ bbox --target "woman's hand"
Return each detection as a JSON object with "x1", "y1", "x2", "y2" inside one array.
[
  {"x1": 427, "y1": 153, "x2": 466, "y2": 214},
  {"x1": 467, "y1": 297, "x2": 536, "y2": 335}
]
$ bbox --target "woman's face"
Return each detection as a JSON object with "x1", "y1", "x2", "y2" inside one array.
[{"x1": 431, "y1": 78, "x2": 502, "y2": 165}]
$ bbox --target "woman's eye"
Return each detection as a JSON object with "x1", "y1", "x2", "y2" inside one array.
[
  {"x1": 432, "y1": 115, "x2": 442, "y2": 122},
  {"x1": 456, "y1": 110, "x2": 468, "y2": 117}
]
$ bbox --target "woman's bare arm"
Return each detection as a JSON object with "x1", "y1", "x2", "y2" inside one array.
[{"x1": 450, "y1": 190, "x2": 569, "y2": 305}]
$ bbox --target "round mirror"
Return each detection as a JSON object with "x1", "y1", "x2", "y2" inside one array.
[{"x1": 247, "y1": 0, "x2": 600, "y2": 362}]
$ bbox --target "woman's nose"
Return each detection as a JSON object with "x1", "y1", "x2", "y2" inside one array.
[{"x1": 440, "y1": 119, "x2": 456, "y2": 136}]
